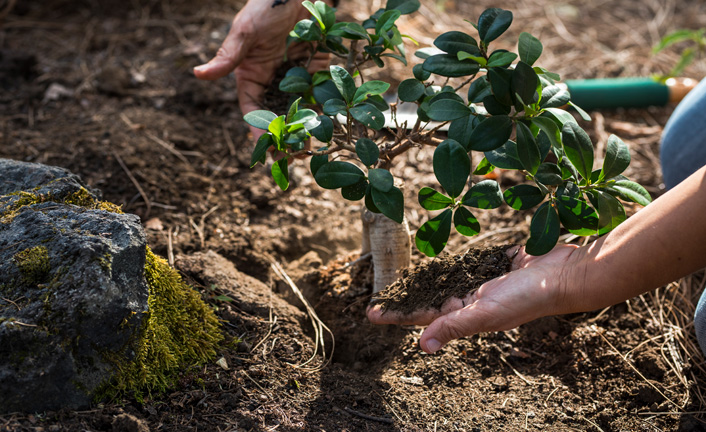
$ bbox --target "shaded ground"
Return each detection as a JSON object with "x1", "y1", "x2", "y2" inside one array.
[{"x1": 2, "y1": 0, "x2": 706, "y2": 431}]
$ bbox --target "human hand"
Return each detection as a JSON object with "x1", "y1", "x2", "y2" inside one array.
[
  {"x1": 367, "y1": 244, "x2": 581, "y2": 353},
  {"x1": 194, "y1": 0, "x2": 330, "y2": 138}
]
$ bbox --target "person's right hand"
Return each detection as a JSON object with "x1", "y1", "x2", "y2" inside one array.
[
  {"x1": 194, "y1": 0, "x2": 330, "y2": 138},
  {"x1": 367, "y1": 244, "x2": 582, "y2": 353}
]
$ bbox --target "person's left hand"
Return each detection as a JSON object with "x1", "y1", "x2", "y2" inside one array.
[{"x1": 367, "y1": 244, "x2": 581, "y2": 353}]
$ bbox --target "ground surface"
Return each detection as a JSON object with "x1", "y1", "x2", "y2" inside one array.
[{"x1": 2, "y1": 0, "x2": 706, "y2": 430}]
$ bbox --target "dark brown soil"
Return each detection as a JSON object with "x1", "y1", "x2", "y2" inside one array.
[
  {"x1": 371, "y1": 246, "x2": 513, "y2": 314},
  {"x1": 2, "y1": 0, "x2": 706, "y2": 431}
]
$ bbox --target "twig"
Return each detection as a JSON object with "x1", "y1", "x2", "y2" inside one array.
[
  {"x1": 1, "y1": 297, "x2": 22, "y2": 311},
  {"x1": 343, "y1": 407, "x2": 394, "y2": 425},
  {"x1": 342, "y1": 252, "x2": 371, "y2": 269},
  {"x1": 222, "y1": 123, "x2": 236, "y2": 157},
  {"x1": 499, "y1": 355, "x2": 538, "y2": 385},
  {"x1": 167, "y1": 227, "x2": 175, "y2": 267},
  {"x1": 144, "y1": 131, "x2": 192, "y2": 165},
  {"x1": 111, "y1": 150, "x2": 152, "y2": 218}
]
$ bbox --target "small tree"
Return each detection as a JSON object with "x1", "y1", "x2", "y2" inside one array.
[{"x1": 244, "y1": 1, "x2": 652, "y2": 292}]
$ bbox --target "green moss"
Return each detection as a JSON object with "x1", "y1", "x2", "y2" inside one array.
[
  {"x1": 13, "y1": 246, "x2": 50, "y2": 285},
  {"x1": 1, "y1": 186, "x2": 123, "y2": 223},
  {"x1": 98, "y1": 247, "x2": 223, "y2": 402}
]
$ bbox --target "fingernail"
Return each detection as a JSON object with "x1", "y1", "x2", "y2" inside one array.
[{"x1": 425, "y1": 338, "x2": 442, "y2": 353}]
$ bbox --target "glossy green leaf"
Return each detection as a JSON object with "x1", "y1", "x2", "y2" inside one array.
[
  {"x1": 329, "y1": 22, "x2": 370, "y2": 41},
  {"x1": 244, "y1": 110, "x2": 277, "y2": 130},
  {"x1": 423, "y1": 54, "x2": 480, "y2": 78},
  {"x1": 433, "y1": 139, "x2": 470, "y2": 198},
  {"x1": 556, "y1": 195, "x2": 598, "y2": 236},
  {"x1": 504, "y1": 184, "x2": 545, "y2": 210},
  {"x1": 482, "y1": 94, "x2": 511, "y2": 115},
  {"x1": 341, "y1": 179, "x2": 368, "y2": 201},
  {"x1": 427, "y1": 99, "x2": 473, "y2": 121},
  {"x1": 302, "y1": 1, "x2": 325, "y2": 29},
  {"x1": 469, "y1": 115, "x2": 513, "y2": 152},
  {"x1": 368, "y1": 168, "x2": 394, "y2": 192},
  {"x1": 485, "y1": 140, "x2": 522, "y2": 170},
  {"x1": 534, "y1": 67, "x2": 561, "y2": 82},
  {"x1": 250, "y1": 133, "x2": 274, "y2": 168},
  {"x1": 487, "y1": 51, "x2": 517, "y2": 67},
  {"x1": 371, "y1": 186, "x2": 405, "y2": 223},
  {"x1": 309, "y1": 147, "x2": 329, "y2": 176},
  {"x1": 448, "y1": 114, "x2": 478, "y2": 151},
  {"x1": 518, "y1": 32, "x2": 542, "y2": 66},
  {"x1": 478, "y1": 8, "x2": 513, "y2": 44},
  {"x1": 330, "y1": 65, "x2": 357, "y2": 103},
  {"x1": 467, "y1": 77, "x2": 492, "y2": 103},
  {"x1": 525, "y1": 201, "x2": 560, "y2": 256},
  {"x1": 415, "y1": 209, "x2": 453, "y2": 257},
  {"x1": 289, "y1": 108, "x2": 320, "y2": 129},
  {"x1": 413, "y1": 64, "x2": 431, "y2": 81},
  {"x1": 531, "y1": 116, "x2": 562, "y2": 158},
  {"x1": 568, "y1": 101, "x2": 591, "y2": 121},
  {"x1": 562, "y1": 122, "x2": 594, "y2": 181},
  {"x1": 350, "y1": 103, "x2": 386, "y2": 130},
  {"x1": 310, "y1": 115, "x2": 333, "y2": 142},
  {"x1": 386, "y1": 0, "x2": 421, "y2": 14},
  {"x1": 364, "y1": 185, "x2": 381, "y2": 213},
  {"x1": 540, "y1": 85, "x2": 570, "y2": 108},
  {"x1": 534, "y1": 163, "x2": 563, "y2": 186},
  {"x1": 610, "y1": 180, "x2": 652, "y2": 206},
  {"x1": 291, "y1": 19, "x2": 322, "y2": 41},
  {"x1": 458, "y1": 51, "x2": 487, "y2": 66},
  {"x1": 268, "y1": 115, "x2": 286, "y2": 149},
  {"x1": 595, "y1": 190, "x2": 626, "y2": 235},
  {"x1": 599, "y1": 134, "x2": 631, "y2": 181},
  {"x1": 279, "y1": 75, "x2": 311, "y2": 93},
  {"x1": 314, "y1": 161, "x2": 366, "y2": 189},
  {"x1": 434, "y1": 31, "x2": 480, "y2": 55},
  {"x1": 313, "y1": 80, "x2": 344, "y2": 104},
  {"x1": 516, "y1": 121, "x2": 541, "y2": 174},
  {"x1": 355, "y1": 138, "x2": 379, "y2": 166},
  {"x1": 488, "y1": 68, "x2": 513, "y2": 105},
  {"x1": 398, "y1": 79, "x2": 425, "y2": 102},
  {"x1": 512, "y1": 61, "x2": 539, "y2": 106},
  {"x1": 271, "y1": 158, "x2": 289, "y2": 191},
  {"x1": 323, "y1": 98, "x2": 348, "y2": 116},
  {"x1": 418, "y1": 187, "x2": 453, "y2": 210},
  {"x1": 367, "y1": 94, "x2": 390, "y2": 112},
  {"x1": 315, "y1": 1, "x2": 336, "y2": 30},
  {"x1": 454, "y1": 207, "x2": 481, "y2": 236},
  {"x1": 543, "y1": 107, "x2": 577, "y2": 126},
  {"x1": 375, "y1": 9, "x2": 401, "y2": 34},
  {"x1": 353, "y1": 80, "x2": 390, "y2": 105},
  {"x1": 462, "y1": 180, "x2": 503, "y2": 209},
  {"x1": 473, "y1": 157, "x2": 495, "y2": 176}
]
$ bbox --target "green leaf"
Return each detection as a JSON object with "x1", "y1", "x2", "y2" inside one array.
[
  {"x1": 418, "y1": 187, "x2": 453, "y2": 210},
  {"x1": 433, "y1": 139, "x2": 470, "y2": 198},
  {"x1": 595, "y1": 191, "x2": 626, "y2": 235},
  {"x1": 353, "y1": 80, "x2": 390, "y2": 105},
  {"x1": 543, "y1": 107, "x2": 577, "y2": 126},
  {"x1": 469, "y1": 115, "x2": 513, "y2": 152},
  {"x1": 473, "y1": 157, "x2": 495, "y2": 176},
  {"x1": 540, "y1": 85, "x2": 570, "y2": 108},
  {"x1": 355, "y1": 138, "x2": 380, "y2": 166},
  {"x1": 556, "y1": 195, "x2": 598, "y2": 236},
  {"x1": 482, "y1": 94, "x2": 511, "y2": 115},
  {"x1": 330, "y1": 65, "x2": 357, "y2": 103},
  {"x1": 518, "y1": 32, "x2": 542, "y2": 66},
  {"x1": 423, "y1": 54, "x2": 480, "y2": 78},
  {"x1": 478, "y1": 8, "x2": 513, "y2": 44},
  {"x1": 341, "y1": 179, "x2": 368, "y2": 201},
  {"x1": 268, "y1": 115, "x2": 286, "y2": 149},
  {"x1": 454, "y1": 207, "x2": 480, "y2": 236},
  {"x1": 462, "y1": 180, "x2": 503, "y2": 209},
  {"x1": 568, "y1": 101, "x2": 591, "y2": 121},
  {"x1": 531, "y1": 116, "x2": 562, "y2": 158},
  {"x1": 610, "y1": 180, "x2": 652, "y2": 206},
  {"x1": 313, "y1": 80, "x2": 344, "y2": 104},
  {"x1": 315, "y1": 1, "x2": 336, "y2": 30},
  {"x1": 244, "y1": 110, "x2": 277, "y2": 130},
  {"x1": 386, "y1": 0, "x2": 420, "y2": 14},
  {"x1": 271, "y1": 158, "x2": 289, "y2": 191},
  {"x1": 279, "y1": 75, "x2": 311, "y2": 93},
  {"x1": 350, "y1": 104, "x2": 386, "y2": 130},
  {"x1": 250, "y1": 133, "x2": 274, "y2": 168},
  {"x1": 487, "y1": 51, "x2": 517, "y2": 67},
  {"x1": 322, "y1": 98, "x2": 347, "y2": 116},
  {"x1": 562, "y1": 122, "x2": 594, "y2": 181},
  {"x1": 371, "y1": 186, "x2": 404, "y2": 223},
  {"x1": 599, "y1": 134, "x2": 630, "y2": 181},
  {"x1": 368, "y1": 168, "x2": 394, "y2": 192},
  {"x1": 291, "y1": 19, "x2": 322, "y2": 41},
  {"x1": 534, "y1": 163, "x2": 563, "y2": 186},
  {"x1": 485, "y1": 140, "x2": 522, "y2": 170},
  {"x1": 289, "y1": 108, "x2": 320, "y2": 129},
  {"x1": 413, "y1": 64, "x2": 431, "y2": 81},
  {"x1": 534, "y1": 66, "x2": 561, "y2": 81},
  {"x1": 310, "y1": 147, "x2": 329, "y2": 176},
  {"x1": 525, "y1": 202, "x2": 560, "y2": 256},
  {"x1": 314, "y1": 161, "x2": 366, "y2": 189},
  {"x1": 504, "y1": 184, "x2": 545, "y2": 210},
  {"x1": 458, "y1": 51, "x2": 487, "y2": 66},
  {"x1": 302, "y1": 1, "x2": 324, "y2": 29},
  {"x1": 415, "y1": 209, "x2": 453, "y2": 257},
  {"x1": 329, "y1": 22, "x2": 371, "y2": 41},
  {"x1": 488, "y1": 68, "x2": 513, "y2": 105},
  {"x1": 310, "y1": 115, "x2": 333, "y2": 142},
  {"x1": 512, "y1": 61, "x2": 539, "y2": 106},
  {"x1": 364, "y1": 184, "x2": 381, "y2": 213},
  {"x1": 467, "y1": 77, "x2": 492, "y2": 103},
  {"x1": 653, "y1": 29, "x2": 702, "y2": 53},
  {"x1": 398, "y1": 79, "x2": 425, "y2": 102},
  {"x1": 448, "y1": 114, "x2": 478, "y2": 151},
  {"x1": 375, "y1": 9, "x2": 401, "y2": 34},
  {"x1": 434, "y1": 31, "x2": 480, "y2": 56},
  {"x1": 516, "y1": 121, "x2": 541, "y2": 175},
  {"x1": 427, "y1": 99, "x2": 473, "y2": 121}
]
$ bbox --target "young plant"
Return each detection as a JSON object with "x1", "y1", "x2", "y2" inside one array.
[
  {"x1": 653, "y1": 27, "x2": 705, "y2": 82},
  {"x1": 244, "y1": 1, "x2": 651, "y2": 291}
]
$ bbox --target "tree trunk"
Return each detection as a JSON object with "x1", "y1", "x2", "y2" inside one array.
[{"x1": 361, "y1": 210, "x2": 411, "y2": 293}]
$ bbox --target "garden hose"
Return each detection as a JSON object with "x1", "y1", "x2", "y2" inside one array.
[{"x1": 561, "y1": 77, "x2": 698, "y2": 110}]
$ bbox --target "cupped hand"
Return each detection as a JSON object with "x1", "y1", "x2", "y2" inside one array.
[
  {"x1": 367, "y1": 244, "x2": 582, "y2": 353},
  {"x1": 194, "y1": 0, "x2": 330, "y2": 138}
]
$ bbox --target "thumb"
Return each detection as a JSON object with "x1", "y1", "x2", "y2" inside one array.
[
  {"x1": 194, "y1": 24, "x2": 252, "y2": 81},
  {"x1": 419, "y1": 305, "x2": 490, "y2": 354}
]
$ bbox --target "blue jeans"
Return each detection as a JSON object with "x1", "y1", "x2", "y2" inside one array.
[{"x1": 660, "y1": 78, "x2": 706, "y2": 356}]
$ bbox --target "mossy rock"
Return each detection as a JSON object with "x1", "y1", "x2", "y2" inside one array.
[{"x1": 0, "y1": 159, "x2": 222, "y2": 413}]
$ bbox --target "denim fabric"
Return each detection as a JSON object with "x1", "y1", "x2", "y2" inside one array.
[{"x1": 661, "y1": 79, "x2": 706, "y2": 356}]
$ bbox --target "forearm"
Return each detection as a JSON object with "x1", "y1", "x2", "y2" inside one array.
[{"x1": 563, "y1": 165, "x2": 706, "y2": 313}]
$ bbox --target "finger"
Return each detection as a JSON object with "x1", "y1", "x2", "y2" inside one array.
[
  {"x1": 419, "y1": 304, "x2": 493, "y2": 353},
  {"x1": 194, "y1": 20, "x2": 253, "y2": 80},
  {"x1": 366, "y1": 295, "x2": 470, "y2": 326}
]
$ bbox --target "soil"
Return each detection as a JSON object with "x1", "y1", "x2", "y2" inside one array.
[{"x1": 2, "y1": 0, "x2": 706, "y2": 431}]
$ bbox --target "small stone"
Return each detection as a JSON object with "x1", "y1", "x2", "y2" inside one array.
[{"x1": 216, "y1": 357, "x2": 229, "y2": 370}]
